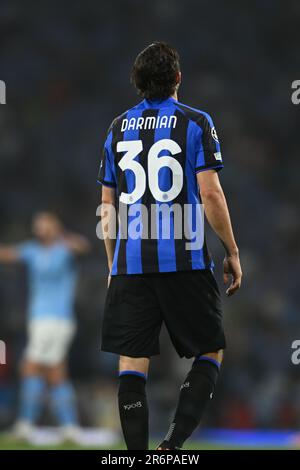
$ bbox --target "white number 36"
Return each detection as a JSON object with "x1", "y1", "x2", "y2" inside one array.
[{"x1": 117, "y1": 139, "x2": 183, "y2": 204}]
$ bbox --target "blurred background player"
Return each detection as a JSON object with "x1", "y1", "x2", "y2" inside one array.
[{"x1": 0, "y1": 212, "x2": 90, "y2": 442}]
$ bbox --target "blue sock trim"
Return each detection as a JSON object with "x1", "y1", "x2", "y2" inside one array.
[
  {"x1": 119, "y1": 370, "x2": 147, "y2": 380},
  {"x1": 196, "y1": 356, "x2": 221, "y2": 370}
]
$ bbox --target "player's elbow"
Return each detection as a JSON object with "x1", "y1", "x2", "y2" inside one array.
[
  {"x1": 200, "y1": 187, "x2": 223, "y2": 203},
  {"x1": 101, "y1": 196, "x2": 115, "y2": 206},
  {"x1": 78, "y1": 239, "x2": 91, "y2": 255},
  {"x1": 101, "y1": 186, "x2": 116, "y2": 205}
]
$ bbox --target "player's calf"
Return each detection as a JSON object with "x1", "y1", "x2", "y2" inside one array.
[
  {"x1": 118, "y1": 355, "x2": 150, "y2": 450},
  {"x1": 158, "y1": 351, "x2": 223, "y2": 450},
  {"x1": 119, "y1": 355, "x2": 150, "y2": 376},
  {"x1": 46, "y1": 362, "x2": 79, "y2": 434},
  {"x1": 17, "y1": 362, "x2": 46, "y2": 432}
]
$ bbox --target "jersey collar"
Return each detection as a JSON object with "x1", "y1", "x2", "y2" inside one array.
[{"x1": 142, "y1": 96, "x2": 177, "y2": 109}]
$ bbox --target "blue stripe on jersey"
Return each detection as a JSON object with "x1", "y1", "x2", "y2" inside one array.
[
  {"x1": 123, "y1": 109, "x2": 143, "y2": 274},
  {"x1": 214, "y1": 138, "x2": 221, "y2": 154},
  {"x1": 154, "y1": 106, "x2": 177, "y2": 272},
  {"x1": 111, "y1": 233, "x2": 120, "y2": 275},
  {"x1": 108, "y1": 128, "x2": 119, "y2": 276},
  {"x1": 203, "y1": 111, "x2": 221, "y2": 154},
  {"x1": 176, "y1": 102, "x2": 221, "y2": 156},
  {"x1": 199, "y1": 110, "x2": 220, "y2": 153},
  {"x1": 186, "y1": 120, "x2": 205, "y2": 269},
  {"x1": 104, "y1": 130, "x2": 116, "y2": 184},
  {"x1": 197, "y1": 136, "x2": 205, "y2": 167}
]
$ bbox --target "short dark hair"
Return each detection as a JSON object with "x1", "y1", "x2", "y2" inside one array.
[{"x1": 131, "y1": 42, "x2": 180, "y2": 100}]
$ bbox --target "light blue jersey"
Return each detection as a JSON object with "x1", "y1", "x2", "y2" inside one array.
[{"x1": 17, "y1": 241, "x2": 77, "y2": 320}]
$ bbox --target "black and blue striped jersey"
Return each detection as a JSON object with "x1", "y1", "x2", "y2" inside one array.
[{"x1": 98, "y1": 97, "x2": 223, "y2": 275}]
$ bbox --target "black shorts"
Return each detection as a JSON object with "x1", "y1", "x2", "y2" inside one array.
[{"x1": 101, "y1": 269, "x2": 226, "y2": 359}]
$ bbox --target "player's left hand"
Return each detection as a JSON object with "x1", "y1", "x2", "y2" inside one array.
[{"x1": 223, "y1": 253, "x2": 242, "y2": 296}]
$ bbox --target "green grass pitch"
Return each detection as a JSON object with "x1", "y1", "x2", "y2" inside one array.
[{"x1": 0, "y1": 435, "x2": 295, "y2": 450}]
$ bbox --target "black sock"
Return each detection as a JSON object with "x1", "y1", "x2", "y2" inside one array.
[
  {"x1": 118, "y1": 372, "x2": 149, "y2": 450},
  {"x1": 161, "y1": 357, "x2": 220, "y2": 449}
]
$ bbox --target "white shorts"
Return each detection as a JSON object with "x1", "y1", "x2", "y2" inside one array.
[{"x1": 25, "y1": 318, "x2": 76, "y2": 366}]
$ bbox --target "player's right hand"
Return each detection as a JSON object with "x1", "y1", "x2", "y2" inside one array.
[{"x1": 223, "y1": 253, "x2": 242, "y2": 297}]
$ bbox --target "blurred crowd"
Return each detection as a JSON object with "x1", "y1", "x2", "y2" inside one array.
[{"x1": 0, "y1": 0, "x2": 300, "y2": 433}]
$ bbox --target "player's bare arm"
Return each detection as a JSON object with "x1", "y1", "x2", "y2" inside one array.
[
  {"x1": 101, "y1": 186, "x2": 117, "y2": 282},
  {"x1": 62, "y1": 233, "x2": 91, "y2": 255},
  {"x1": 197, "y1": 170, "x2": 242, "y2": 296},
  {"x1": 0, "y1": 245, "x2": 20, "y2": 263}
]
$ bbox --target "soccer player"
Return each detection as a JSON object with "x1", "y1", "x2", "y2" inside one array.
[
  {"x1": 98, "y1": 42, "x2": 242, "y2": 450},
  {"x1": 0, "y1": 212, "x2": 90, "y2": 442}
]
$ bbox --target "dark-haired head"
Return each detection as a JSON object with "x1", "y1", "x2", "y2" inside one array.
[{"x1": 131, "y1": 42, "x2": 181, "y2": 100}]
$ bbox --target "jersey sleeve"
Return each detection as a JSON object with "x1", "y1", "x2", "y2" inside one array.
[
  {"x1": 194, "y1": 113, "x2": 224, "y2": 173},
  {"x1": 97, "y1": 127, "x2": 117, "y2": 188},
  {"x1": 16, "y1": 241, "x2": 36, "y2": 265}
]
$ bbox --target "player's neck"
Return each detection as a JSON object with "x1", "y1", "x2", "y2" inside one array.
[
  {"x1": 171, "y1": 91, "x2": 178, "y2": 101},
  {"x1": 38, "y1": 237, "x2": 57, "y2": 246}
]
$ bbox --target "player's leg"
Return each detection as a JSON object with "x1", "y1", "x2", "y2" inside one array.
[
  {"x1": 45, "y1": 320, "x2": 78, "y2": 440},
  {"x1": 47, "y1": 361, "x2": 79, "y2": 440},
  {"x1": 158, "y1": 350, "x2": 223, "y2": 450},
  {"x1": 118, "y1": 356, "x2": 150, "y2": 450},
  {"x1": 15, "y1": 359, "x2": 46, "y2": 439},
  {"x1": 155, "y1": 270, "x2": 226, "y2": 449},
  {"x1": 101, "y1": 274, "x2": 162, "y2": 450},
  {"x1": 15, "y1": 319, "x2": 47, "y2": 438}
]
